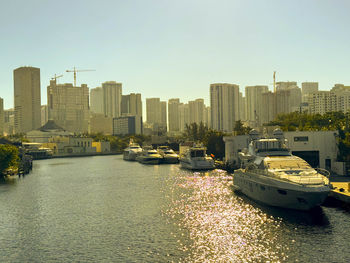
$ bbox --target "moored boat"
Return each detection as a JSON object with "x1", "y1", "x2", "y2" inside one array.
[
  {"x1": 233, "y1": 129, "x2": 331, "y2": 211},
  {"x1": 179, "y1": 144, "x2": 215, "y2": 170},
  {"x1": 157, "y1": 146, "x2": 179, "y2": 164},
  {"x1": 123, "y1": 139, "x2": 143, "y2": 161},
  {"x1": 136, "y1": 146, "x2": 163, "y2": 164}
]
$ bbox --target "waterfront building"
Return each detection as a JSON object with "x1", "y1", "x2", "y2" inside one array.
[
  {"x1": 0, "y1": 98, "x2": 3, "y2": 135},
  {"x1": 14, "y1": 66, "x2": 41, "y2": 133},
  {"x1": 113, "y1": 115, "x2": 143, "y2": 135},
  {"x1": 102, "y1": 81, "x2": 122, "y2": 118},
  {"x1": 168, "y1": 98, "x2": 180, "y2": 132},
  {"x1": 41, "y1": 105, "x2": 48, "y2": 126},
  {"x1": 89, "y1": 113, "x2": 113, "y2": 135},
  {"x1": 210, "y1": 83, "x2": 240, "y2": 132},
  {"x1": 121, "y1": 93, "x2": 142, "y2": 117},
  {"x1": 26, "y1": 120, "x2": 72, "y2": 143},
  {"x1": 47, "y1": 80, "x2": 89, "y2": 133},
  {"x1": 90, "y1": 87, "x2": 104, "y2": 114},
  {"x1": 245, "y1": 85, "x2": 268, "y2": 126}
]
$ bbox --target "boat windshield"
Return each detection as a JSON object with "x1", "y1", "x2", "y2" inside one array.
[
  {"x1": 130, "y1": 146, "x2": 140, "y2": 149},
  {"x1": 265, "y1": 158, "x2": 311, "y2": 170},
  {"x1": 148, "y1": 150, "x2": 158, "y2": 154},
  {"x1": 164, "y1": 150, "x2": 174, "y2": 154},
  {"x1": 190, "y1": 150, "x2": 205, "y2": 157}
]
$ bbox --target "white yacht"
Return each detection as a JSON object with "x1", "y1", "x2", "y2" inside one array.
[
  {"x1": 233, "y1": 129, "x2": 331, "y2": 211},
  {"x1": 157, "y1": 146, "x2": 179, "y2": 164},
  {"x1": 180, "y1": 145, "x2": 215, "y2": 170},
  {"x1": 136, "y1": 146, "x2": 163, "y2": 164},
  {"x1": 123, "y1": 139, "x2": 143, "y2": 161}
]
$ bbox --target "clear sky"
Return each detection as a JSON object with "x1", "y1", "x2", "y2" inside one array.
[{"x1": 1, "y1": 0, "x2": 350, "y2": 109}]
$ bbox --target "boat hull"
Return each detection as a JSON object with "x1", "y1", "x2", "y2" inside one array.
[
  {"x1": 162, "y1": 156, "x2": 179, "y2": 164},
  {"x1": 180, "y1": 159, "x2": 215, "y2": 170},
  {"x1": 137, "y1": 157, "x2": 162, "y2": 164},
  {"x1": 234, "y1": 170, "x2": 330, "y2": 211},
  {"x1": 123, "y1": 151, "x2": 139, "y2": 161}
]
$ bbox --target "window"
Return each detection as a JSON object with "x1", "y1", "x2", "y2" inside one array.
[{"x1": 294, "y1": 136, "x2": 308, "y2": 142}]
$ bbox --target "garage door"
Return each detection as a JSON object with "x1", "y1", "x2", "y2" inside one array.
[{"x1": 292, "y1": 151, "x2": 320, "y2": 168}]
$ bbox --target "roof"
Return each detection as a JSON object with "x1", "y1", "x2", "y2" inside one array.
[{"x1": 38, "y1": 120, "x2": 65, "y2": 132}]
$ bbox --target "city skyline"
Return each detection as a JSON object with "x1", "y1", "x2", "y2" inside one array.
[{"x1": 2, "y1": 0, "x2": 350, "y2": 108}]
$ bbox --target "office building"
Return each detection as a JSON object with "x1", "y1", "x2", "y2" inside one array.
[
  {"x1": 14, "y1": 66, "x2": 41, "y2": 133},
  {"x1": 3, "y1": 109, "x2": 14, "y2": 135},
  {"x1": 179, "y1": 103, "x2": 189, "y2": 132},
  {"x1": 89, "y1": 113, "x2": 113, "y2": 134},
  {"x1": 210, "y1": 83, "x2": 240, "y2": 132},
  {"x1": 47, "y1": 80, "x2": 89, "y2": 133},
  {"x1": 121, "y1": 93, "x2": 142, "y2": 117},
  {"x1": 102, "y1": 81, "x2": 122, "y2": 118},
  {"x1": 113, "y1": 115, "x2": 142, "y2": 135},
  {"x1": 90, "y1": 87, "x2": 104, "y2": 114}
]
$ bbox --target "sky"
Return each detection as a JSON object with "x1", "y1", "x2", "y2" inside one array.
[{"x1": 1, "y1": 0, "x2": 350, "y2": 109}]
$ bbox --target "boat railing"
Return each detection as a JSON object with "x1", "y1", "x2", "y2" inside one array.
[
  {"x1": 315, "y1": 168, "x2": 330, "y2": 178},
  {"x1": 264, "y1": 169, "x2": 329, "y2": 186}
]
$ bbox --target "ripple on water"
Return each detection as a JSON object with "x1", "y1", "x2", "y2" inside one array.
[{"x1": 165, "y1": 169, "x2": 289, "y2": 262}]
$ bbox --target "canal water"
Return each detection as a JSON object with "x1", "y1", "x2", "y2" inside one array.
[{"x1": 0, "y1": 155, "x2": 349, "y2": 262}]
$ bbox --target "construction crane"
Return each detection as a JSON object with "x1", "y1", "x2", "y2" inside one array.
[
  {"x1": 66, "y1": 67, "x2": 95, "y2": 87},
  {"x1": 51, "y1": 74, "x2": 63, "y2": 83}
]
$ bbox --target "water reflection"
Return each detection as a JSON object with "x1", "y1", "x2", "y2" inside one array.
[{"x1": 166, "y1": 169, "x2": 290, "y2": 262}]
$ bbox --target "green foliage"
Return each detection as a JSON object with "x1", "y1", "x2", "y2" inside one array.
[
  {"x1": 266, "y1": 111, "x2": 350, "y2": 161},
  {"x1": 233, "y1": 120, "x2": 251, "y2": 135},
  {"x1": 0, "y1": 144, "x2": 19, "y2": 174},
  {"x1": 183, "y1": 122, "x2": 226, "y2": 160}
]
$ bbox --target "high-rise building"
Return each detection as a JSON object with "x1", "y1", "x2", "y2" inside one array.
[
  {"x1": 3, "y1": 109, "x2": 14, "y2": 135},
  {"x1": 168, "y1": 98, "x2": 180, "y2": 132},
  {"x1": 260, "y1": 91, "x2": 276, "y2": 125},
  {"x1": 188, "y1": 99, "x2": 205, "y2": 124},
  {"x1": 47, "y1": 80, "x2": 89, "y2": 133},
  {"x1": 89, "y1": 113, "x2": 113, "y2": 135},
  {"x1": 113, "y1": 115, "x2": 142, "y2": 135},
  {"x1": 179, "y1": 103, "x2": 189, "y2": 132},
  {"x1": 14, "y1": 66, "x2": 41, "y2": 133},
  {"x1": 0, "y1": 98, "x2": 3, "y2": 135},
  {"x1": 203, "y1": 106, "x2": 211, "y2": 128},
  {"x1": 102, "y1": 81, "x2": 122, "y2": 118},
  {"x1": 301, "y1": 82, "x2": 318, "y2": 103},
  {"x1": 90, "y1": 87, "x2": 104, "y2": 114},
  {"x1": 210, "y1": 83, "x2": 240, "y2": 132},
  {"x1": 121, "y1": 93, "x2": 142, "y2": 117},
  {"x1": 41, "y1": 105, "x2": 48, "y2": 126},
  {"x1": 276, "y1": 81, "x2": 297, "y2": 91},
  {"x1": 146, "y1": 98, "x2": 167, "y2": 131},
  {"x1": 245, "y1": 85, "x2": 268, "y2": 126},
  {"x1": 239, "y1": 93, "x2": 246, "y2": 121}
]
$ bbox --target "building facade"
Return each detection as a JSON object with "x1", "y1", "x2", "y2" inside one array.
[
  {"x1": 90, "y1": 87, "x2": 104, "y2": 114},
  {"x1": 121, "y1": 93, "x2": 142, "y2": 117},
  {"x1": 168, "y1": 98, "x2": 180, "y2": 132},
  {"x1": 102, "y1": 81, "x2": 122, "y2": 118},
  {"x1": 47, "y1": 80, "x2": 89, "y2": 133},
  {"x1": 113, "y1": 115, "x2": 142, "y2": 135},
  {"x1": 210, "y1": 83, "x2": 240, "y2": 132},
  {"x1": 14, "y1": 66, "x2": 41, "y2": 133},
  {"x1": 245, "y1": 85, "x2": 268, "y2": 126}
]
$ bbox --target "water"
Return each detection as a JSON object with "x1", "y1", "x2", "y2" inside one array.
[{"x1": 0, "y1": 155, "x2": 349, "y2": 262}]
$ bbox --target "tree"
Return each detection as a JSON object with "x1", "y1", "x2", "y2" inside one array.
[
  {"x1": 233, "y1": 120, "x2": 251, "y2": 135},
  {"x1": 0, "y1": 144, "x2": 19, "y2": 175}
]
